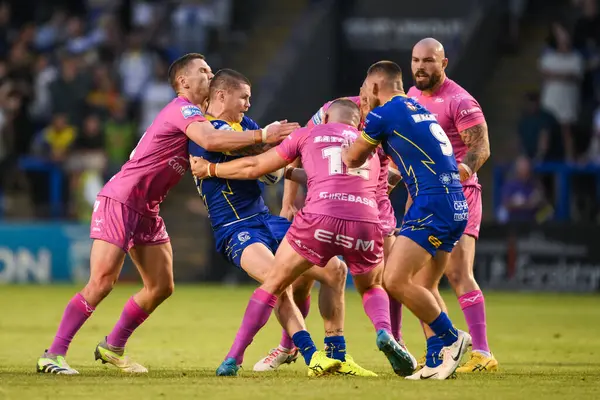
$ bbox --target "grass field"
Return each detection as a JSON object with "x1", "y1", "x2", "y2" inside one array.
[{"x1": 0, "y1": 285, "x2": 599, "y2": 400}]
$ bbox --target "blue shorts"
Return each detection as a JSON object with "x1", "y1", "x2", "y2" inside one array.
[
  {"x1": 214, "y1": 212, "x2": 291, "y2": 268},
  {"x1": 399, "y1": 192, "x2": 468, "y2": 256}
]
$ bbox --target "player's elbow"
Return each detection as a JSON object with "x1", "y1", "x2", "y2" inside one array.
[
  {"x1": 343, "y1": 154, "x2": 362, "y2": 168},
  {"x1": 481, "y1": 145, "x2": 491, "y2": 163}
]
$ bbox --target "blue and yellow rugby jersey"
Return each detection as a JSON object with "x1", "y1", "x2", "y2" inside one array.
[
  {"x1": 188, "y1": 115, "x2": 268, "y2": 228},
  {"x1": 362, "y1": 95, "x2": 463, "y2": 198}
]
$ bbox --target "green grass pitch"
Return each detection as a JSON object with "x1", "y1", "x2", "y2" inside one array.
[{"x1": 0, "y1": 285, "x2": 599, "y2": 399}]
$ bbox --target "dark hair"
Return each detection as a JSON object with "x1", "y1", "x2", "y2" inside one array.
[
  {"x1": 167, "y1": 53, "x2": 205, "y2": 90},
  {"x1": 209, "y1": 68, "x2": 251, "y2": 98},
  {"x1": 367, "y1": 60, "x2": 403, "y2": 84}
]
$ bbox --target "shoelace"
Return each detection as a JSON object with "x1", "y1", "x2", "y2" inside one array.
[{"x1": 263, "y1": 348, "x2": 286, "y2": 364}]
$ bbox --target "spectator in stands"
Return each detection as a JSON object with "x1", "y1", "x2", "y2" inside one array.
[
  {"x1": 86, "y1": 64, "x2": 121, "y2": 119},
  {"x1": 49, "y1": 55, "x2": 90, "y2": 129},
  {"x1": 118, "y1": 29, "x2": 154, "y2": 110},
  {"x1": 68, "y1": 113, "x2": 106, "y2": 221},
  {"x1": 139, "y1": 57, "x2": 173, "y2": 136},
  {"x1": 29, "y1": 54, "x2": 58, "y2": 127},
  {"x1": 539, "y1": 21, "x2": 584, "y2": 162},
  {"x1": 500, "y1": 155, "x2": 550, "y2": 223},
  {"x1": 518, "y1": 92, "x2": 564, "y2": 162},
  {"x1": 104, "y1": 99, "x2": 134, "y2": 178},
  {"x1": 34, "y1": 113, "x2": 76, "y2": 163}
]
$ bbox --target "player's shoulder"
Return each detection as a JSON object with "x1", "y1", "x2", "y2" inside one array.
[
  {"x1": 406, "y1": 86, "x2": 419, "y2": 98},
  {"x1": 208, "y1": 118, "x2": 235, "y2": 131},
  {"x1": 445, "y1": 79, "x2": 476, "y2": 102},
  {"x1": 172, "y1": 97, "x2": 204, "y2": 120},
  {"x1": 241, "y1": 116, "x2": 260, "y2": 130}
]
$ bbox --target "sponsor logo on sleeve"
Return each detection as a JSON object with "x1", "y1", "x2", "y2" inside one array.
[{"x1": 181, "y1": 105, "x2": 203, "y2": 119}]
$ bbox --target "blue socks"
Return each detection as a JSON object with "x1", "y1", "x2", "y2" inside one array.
[
  {"x1": 292, "y1": 330, "x2": 317, "y2": 365},
  {"x1": 429, "y1": 312, "x2": 459, "y2": 347},
  {"x1": 324, "y1": 336, "x2": 346, "y2": 362},
  {"x1": 425, "y1": 335, "x2": 444, "y2": 368}
]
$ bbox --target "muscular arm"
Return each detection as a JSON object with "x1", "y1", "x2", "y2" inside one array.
[
  {"x1": 192, "y1": 147, "x2": 291, "y2": 180},
  {"x1": 342, "y1": 136, "x2": 377, "y2": 168},
  {"x1": 284, "y1": 166, "x2": 307, "y2": 185},
  {"x1": 186, "y1": 120, "x2": 260, "y2": 152},
  {"x1": 459, "y1": 121, "x2": 491, "y2": 174},
  {"x1": 387, "y1": 164, "x2": 402, "y2": 194},
  {"x1": 186, "y1": 120, "x2": 298, "y2": 152},
  {"x1": 228, "y1": 143, "x2": 274, "y2": 157}
]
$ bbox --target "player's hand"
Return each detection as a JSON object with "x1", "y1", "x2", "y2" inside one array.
[
  {"x1": 264, "y1": 120, "x2": 300, "y2": 144},
  {"x1": 458, "y1": 163, "x2": 472, "y2": 182},
  {"x1": 280, "y1": 204, "x2": 298, "y2": 221},
  {"x1": 189, "y1": 155, "x2": 210, "y2": 178}
]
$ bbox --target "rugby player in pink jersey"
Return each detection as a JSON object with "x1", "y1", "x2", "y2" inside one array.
[
  {"x1": 36, "y1": 53, "x2": 299, "y2": 375},
  {"x1": 407, "y1": 38, "x2": 496, "y2": 372},
  {"x1": 253, "y1": 90, "x2": 411, "y2": 372},
  {"x1": 190, "y1": 99, "x2": 415, "y2": 377}
]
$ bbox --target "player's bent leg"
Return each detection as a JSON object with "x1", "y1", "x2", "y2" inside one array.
[
  {"x1": 303, "y1": 257, "x2": 347, "y2": 340},
  {"x1": 223, "y1": 238, "x2": 341, "y2": 377},
  {"x1": 382, "y1": 236, "x2": 468, "y2": 380},
  {"x1": 38, "y1": 240, "x2": 126, "y2": 375},
  {"x1": 382, "y1": 236, "x2": 441, "y2": 323},
  {"x1": 351, "y1": 263, "x2": 414, "y2": 376},
  {"x1": 384, "y1": 234, "x2": 404, "y2": 343},
  {"x1": 413, "y1": 254, "x2": 454, "y2": 372},
  {"x1": 218, "y1": 242, "x2": 304, "y2": 374},
  {"x1": 94, "y1": 242, "x2": 173, "y2": 374},
  {"x1": 447, "y1": 235, "x2": 497, "y2": 372},
  {"x1": 254, "y1": 274, "x2": 315, "y2": 372}
]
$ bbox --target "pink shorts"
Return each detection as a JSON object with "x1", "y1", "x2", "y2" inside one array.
[
  {"x1": 463, "y1": 186, "x2": 482, "y2": 239},
  {"x1": 90, "y1": 196, "x2": 170, "y2": 253},
  {"x1": 378, "y1": 197, "x2": 396, "y2": 237},
  {"x1": 286, "y1": 210, "x2": 384, "y2": 276}
]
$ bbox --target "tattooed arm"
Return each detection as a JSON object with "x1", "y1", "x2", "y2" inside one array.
[
  {"x1": 458, "y1": 121, "x2": 490, "y2": 181},
  {"x1": 228, "y1": 143, "x2": 273, "y2": 156}
]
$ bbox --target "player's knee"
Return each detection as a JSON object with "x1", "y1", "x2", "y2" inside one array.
[
  {"x1": 86, "y1": 269, "x2": 118, "y2": 300},
  {"x1": 149, "y1": 280, "x2": 175, "y2": 302},
  {"x1": 444, "y1": 266, "x2": 471, "y2": 289},
  {"x1": 329, "y1": 258, "x2": 348, "y2": 287},
  {"x1": 292, "y1": 280, "x2": 313, "y2": 302}
]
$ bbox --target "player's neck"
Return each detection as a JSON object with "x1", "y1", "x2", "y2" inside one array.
[
  {"x1": 177, "y1": 91, "x2": 204, "y2": 107},
  {"x1": 421, "y1": 75, "x2": 447, "y2": 96},
  {"x1": 380, "y1": 90, "x2": 406, "y2": 105},
  {"x1": 206, "y1": 103, "x2": 227, "y2": 120}
]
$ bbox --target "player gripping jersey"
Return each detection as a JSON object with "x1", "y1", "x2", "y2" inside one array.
[
  {"x1": 188, "y1": 69, "x2": 359, "y2": 377},
  {"x1": 255, "y1": 90, "x2": 411, "y2": 373},
  {"x1": 344, "y1": 61, "x2": 471, "y2": 380},
  {"x1": 408, "y1": 38, "x2": 496, "y2": 373},
  {"x1": 190, "y1": 99, "x2": 415, "y2": 377},
  {"x1": 189, "y1": 113, "x2": 291, "y2": 268},
  {"x1": 37, "y1": 54, "x2": 299, "y2": 376}
]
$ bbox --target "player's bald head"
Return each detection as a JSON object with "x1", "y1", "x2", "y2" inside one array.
[
  {"x1": 325, "y1": 98, "x2": 361, "y2": 128},
  {"x1": 413, "y1": 38, "x2": 446, "y2": 59},
  {"x1": 411, "y1": 38, "x2": 448, "y2": 92}
]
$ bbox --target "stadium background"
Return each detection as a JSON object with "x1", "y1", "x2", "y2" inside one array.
[{"x1": 0, "y1": 0, "x2": 598, "y2": 292}]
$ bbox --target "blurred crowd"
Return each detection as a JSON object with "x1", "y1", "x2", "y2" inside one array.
[
  {"x1": 0, "y1": 0, "x2": 237, "y2": 220},
  {"x1": 501, "y1": 0, "x2": 600, "y2": 223}
]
